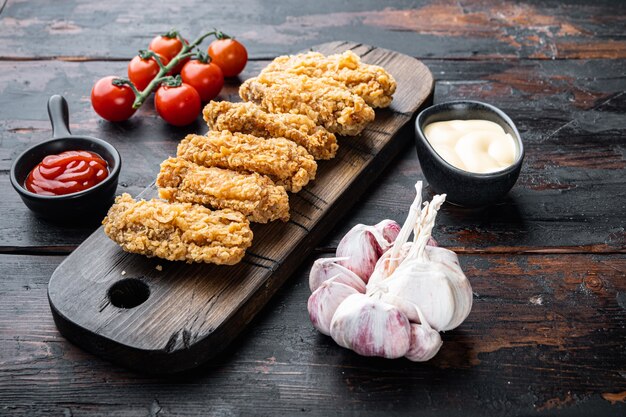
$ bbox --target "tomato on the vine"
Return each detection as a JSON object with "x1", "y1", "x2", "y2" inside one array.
[
  {"x1": 207, "y1": 38, "x2": 247, "y2": 77},
  {"x1": 149, "y1": 34, "x2": 189, "y2": 74},
  {"x1": 155, "y1": 82, "x2": 201, "y2": 126},
  {"x1": 91, "y1": 76, "x2": 137, "y2": 122},
  {"x1": 180, "y1": 58, "x2": 224, "y2": 102},
  {"x1": 128, "y1": 52, "x2": 169, "y2": 91}
]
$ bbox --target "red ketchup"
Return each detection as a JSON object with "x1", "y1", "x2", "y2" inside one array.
[{"x1": 25, "y1": 150, "x2": 109, "y2": 196}]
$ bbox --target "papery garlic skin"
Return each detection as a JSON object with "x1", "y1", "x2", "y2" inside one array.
[
  {"x1": 405, "y1": 323, "x2": 442, "y2": 362},
  {"x1": 330, "y1": 293, "x2": 411, "y2": 359},
  {"x1": 367, "y1": 239, "x2": 438, "y2": 291},
  {"x1": 336, "y1": 225, "x2": 386, "y2": 282},
  {"x1": 374, "y1": 219, "x2": 401, "y2": 246},
  {"x1": 424, "y1": 246, "x2": 473, "y2": 331},
  {"x1": 308, "y1": 278, "x2": 360, "y2": 336},
  {"x1": 367, "y1": 242, "x2": 412, "y2": 291},
  {"x1": 335, "y1": 220, "x2": 400, "y2": 283},
  {"x1": 309, "y1": 257, "x2": 366, "y2": 293},
  {"x1": 381, "y1": 262, "x2": 456, "y2": 331},
  {"x1": 377, "y1": 247, "x2": 472, "y2": 332}
]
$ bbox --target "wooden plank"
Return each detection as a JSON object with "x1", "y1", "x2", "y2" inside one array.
[
  {"x1": 46, "y1": 42, "x2": 434, "y2": 373},
  {"x1": 2, "y1": 58, "x2": 625, "y2": 252},
  {"x1": 1, "y1": 0, "x2": 625, "y2": 60},
  {"x1": 2, "y1": 254, "x2": 625, "y2": 415}
]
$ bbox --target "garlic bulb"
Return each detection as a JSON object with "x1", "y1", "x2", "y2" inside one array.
[
  {"x1": 307, "y1": 181, "x2": 472, "y2": 362},
  {"x1": 309, "y1": 257, "x2": 366, "y2": 293},
  {"x1": 329, "y1": 293, "x2": 411, "y2": 359},
  {"x1": 369, "y1": 189, "x2": 473, "y2": 332},
  {"x1": 335, "y1": 220, "x2": 400, "y2": 282},
  {"x1": 308, "y1": 277, "x2": 360, "y2": 336}
]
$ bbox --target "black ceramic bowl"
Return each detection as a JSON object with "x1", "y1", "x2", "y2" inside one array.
[
  {"x1": 10, "y1": 95, "x2": 121, "y2": 221},
  {"x1": 415, "y1": 100, "x2": 524, "y2": 207}
]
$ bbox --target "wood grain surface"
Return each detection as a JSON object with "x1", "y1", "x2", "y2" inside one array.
[
  {"x1": 1, "y1": 0, "x2": 625, "y2": 415},
  {"x1": 1, "y1": 0, "x2": 625, "y2": 60},
  {"x1": 3, "y1": 254, "x2": 625, "y2": 416},
  {"x1": 47, "y1": 42, "x2": 435, "y2": 373}
]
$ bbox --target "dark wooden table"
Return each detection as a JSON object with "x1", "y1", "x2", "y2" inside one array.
[{"x1": 1, "y1": 1, "x2": 625, "y2": 416}]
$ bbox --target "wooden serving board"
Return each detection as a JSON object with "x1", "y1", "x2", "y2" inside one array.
[{"x1": 48, "y1": 41, "x2": 434, "y2": 373}]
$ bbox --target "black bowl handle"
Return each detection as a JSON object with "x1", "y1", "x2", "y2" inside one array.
[{"x1": 48, "y1": 95, "x2": 72, "y2": 138}]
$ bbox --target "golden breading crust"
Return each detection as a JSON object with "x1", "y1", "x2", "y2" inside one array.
[
  {"x1": 157, "y1": 157, "x2": 290, "y2": 223},
  {"x1": 262, "y1": 51, "x2": 396, "y2": 108},
  {"x1": 239, "y1": 72, "x2": 375, "y2": 136},
  {"x1": 203, "y1": 101, "x2": 338, "y2": 160},
  {"x1": 103, "y1": 193, "x2": 253, "y2": 264},
  {"x1": 177, "y1": 131, "x2": 317, "y2": 193}
]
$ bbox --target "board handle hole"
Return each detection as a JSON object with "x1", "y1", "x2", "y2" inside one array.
[{"x1": 108, "y1": 278, "x2": 150, "y2": 309}]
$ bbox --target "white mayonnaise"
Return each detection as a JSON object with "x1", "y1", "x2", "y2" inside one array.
[{"x1": 423, "y1": 119, "x2": 517, "y2": 174}]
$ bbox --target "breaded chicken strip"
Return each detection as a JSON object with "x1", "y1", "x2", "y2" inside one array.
[
  {"x1": 203, "y1": 101, "x2": 338, "y2": 160},
  {"x1": 103, "y1": 193, "x2": 253, "y2": 264},
  {"x1": 177, "y1": 131, "x2": 317, "y2": 193},
  {"x1": 157, "y1": 157, "x2": 290, "y2": 223},
  {"x1": 239, "y1": 72, "x2": 375, "y2": 136},
  {"x1": 262, "y1": 50, "x2": 396, "y2": 108}
]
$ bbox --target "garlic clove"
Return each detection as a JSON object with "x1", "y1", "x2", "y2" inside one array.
[
  {"x1": 405, "y1": 323, "x2": 442, "y2": 362},
  {"x1": 374, "y1": 219, "x2": 401, "y2": 245},
  {"x1": 309, "y1": 257, "x2": 366, "y2": 293},
  {"x1": 329, "y1": 293, "x2": 411, "y2": 359},
  {"x1": 382, "y1": 261, "x2": 457, "y2": 331},
  {"x1": 308, "y1": 277, "x2": 360, "y2": 336},
  {"x1": 425, "y1": 246, "x2": 473, "y2": 331},
  {"x1": 336, "y1": 224, "x2": 389, "y2": 282}
]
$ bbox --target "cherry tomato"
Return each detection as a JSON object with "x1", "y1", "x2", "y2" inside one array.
[
  {"x1": 207, "y1": 38, "x2": 248, "y2": 77},
  {"x1": 91, "y1": 76, "x2": 136, "y2": 122},
  {"x1": 128, "y1": 53, "x2": 169, "y2": 91},
  {"x1": 149, "y1": 35, "x2": 189, "y2": 74},
  {"x1": 180, "y1": 60, "x2": 224, "y2": 102},
  {"x1": 155, "y1": 83, "x2": 201, "y2": 126}
]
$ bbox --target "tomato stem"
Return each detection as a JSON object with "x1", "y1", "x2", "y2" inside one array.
[
  {"x1": 112, "y1": 78, "x2": 142, "y2": 97},
  {"x1": 195, "y1": 50, "x2": 211, "y2": 64},
  {"x1": 160, "y1": 75, "x2": 183, "y2": 87},
  {"x1": 138, "y1": 49, "x2": 168, "y2": 71},
  {"x1": 214, "y1": 29, "x2": 231, "y2": 40},
  {"x1": 162, "y1": 28, "x2": 179, "y2": 39},
  {"x1": 126, "y1": 29, "x2": 227, "y2": 109}
]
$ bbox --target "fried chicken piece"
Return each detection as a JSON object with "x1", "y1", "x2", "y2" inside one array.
[
  {"x1": 239, "y1": 72, "x2": 375, "y2": 136},
  {"x1": 177, "y1": 131, "x2": 317, "y2": 193},
  {"x1": 103, "y1": 194, "x2": 253, "y2": 264},
  {"x1": 157, "y1": 157, "x2": 290, "y2": 223},
  {"x1": 203, "y1": 101, "x2": 338, "y2": 160},
  {"x1": 262, "y1": 50, "x2": 396, "y2": 108}
]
